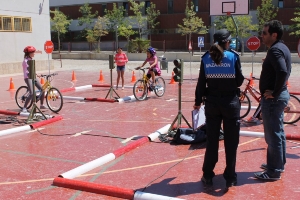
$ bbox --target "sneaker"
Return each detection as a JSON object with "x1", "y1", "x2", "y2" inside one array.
[
  {"x1": 254, "y1": 171, "x2": 281, "y2": 180},
  {"x1": 40, "y1": 105, "x2": 48, "y2": 109},
  {"x1": 201, "y1": 176, "x2": 213, "y2": 186},
  {"x1": 122, "y1": 87, "x2": 124, "y2": 90},
  {"x1": 260, "y1": 163, "x2": 285, "y2": 172},
  {"x1": 21, "y1": 108, "x2": 28, "y2": 113},
  {"x1": 226, "y1": 179, "x2": 237, "y2": 188}
]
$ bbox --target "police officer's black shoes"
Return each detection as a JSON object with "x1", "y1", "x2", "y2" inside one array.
[
  {"x1": 226, "y1": 179, "x2": 237, "y2": 188},
  {"x1": 201, "y1": 176, "x2": 213, "y2": 186}
]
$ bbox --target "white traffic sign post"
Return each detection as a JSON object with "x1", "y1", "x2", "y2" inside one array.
[
  {"x1": 246, "y1": 36, "x2": 260, "y2": 75},
  {"x1": 297, "y1": 39, "x2": 300, "y2": 58},
  {"x1": 44, "y1": 40, "x2": 54, "y2": 75}
]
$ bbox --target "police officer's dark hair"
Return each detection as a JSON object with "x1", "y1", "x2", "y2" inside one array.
[
  {"x1": 264, "y1": 20, "x2": 283, "y2": 40},
  {"x1": 209, "y1": 42, "x2": 226, "y2": 65}
]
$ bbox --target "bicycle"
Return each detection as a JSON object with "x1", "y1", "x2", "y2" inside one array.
[
  {"x1": 15, "y1": 73, "x2": 63, "y2": 113},
  {"x1": 240, "y1": 77, "x2": 300, "y2": 124},
  {"x1": 133, "y1": 68, "x2": 166, "y2": 101}
]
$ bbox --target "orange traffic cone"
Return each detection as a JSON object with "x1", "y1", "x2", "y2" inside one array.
[
  {"x1": 7, "y1": 77, "x2": 15, "y2": 91},
  {"x1": 249, "y1": 73, "x2": 254, "y2": 87},
  {"x1": 169, "y1": 72, "x2": 175, "y2": 84},
  {"x1": 131, "y1": 71, "x2": 136, "y2": 83},
  {"x1": 98, "y1": 70, "x2": 104, "y2": 82},
  {"x1": 72, "y1": 71, "x2": 77, "y2": 81},
  {"x1": 40, "y1": 77, "x2": 45, "y2": 85},
  {"x1": 286, "y1": 80, "x2": 291, "y2": 88}
]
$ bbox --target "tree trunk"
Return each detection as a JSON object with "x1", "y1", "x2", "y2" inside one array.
[{"x1": 58, "y1": 31, "x2": 60, "y2": 53}]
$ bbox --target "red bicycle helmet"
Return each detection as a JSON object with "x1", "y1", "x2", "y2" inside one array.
[{"x1": 23, "y1": 46, "x2": 36, "y2": 53}]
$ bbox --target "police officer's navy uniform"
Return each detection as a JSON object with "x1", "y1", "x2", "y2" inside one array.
[{"x1": 195, "y1": 30, "x2": 244, "y2": 186}]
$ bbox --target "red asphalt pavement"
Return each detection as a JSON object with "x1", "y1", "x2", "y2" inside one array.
[{"x1": 0, "y1": 68, "x2": 300, "y2": 199}]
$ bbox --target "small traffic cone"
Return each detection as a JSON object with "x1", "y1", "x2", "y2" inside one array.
[
  {"x1": 72, "y1": 71, "x2": 77, "y2": 81},
  {"x1": 7, "y1": 77, "x2": 15, "y2": 91},
  {"x1": 249, "y1": 73, "x2": 254, "y2": 87},
  {"x1": 40, "y1": 77, "x2": 45, "y2": 85},
  {"x1": 98, "y1": 70, "x2": 104, "y2": 82},
  {"x1": 286, "y1": 80, "x2": 291, "y2": 88},
  {"x1": 169, "y1": 72, "x2": 175, "y2": 84},
  {"x1": 131, "y1": 71, "x2": 136, "y2": 83}
]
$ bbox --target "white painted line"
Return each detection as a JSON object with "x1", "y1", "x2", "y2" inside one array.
[
  {"x1": 121, "y1": 135, "x2": 138, "y2": 144},
  {"x1": 71, "y1": 130, "x2": 92, "y2": 137}
]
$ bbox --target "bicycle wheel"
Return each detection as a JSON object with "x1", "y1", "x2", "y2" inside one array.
[
  {"x1": 283, "y1": 94, "x2": 300, "y2": 124},
  {"x1": 15, "y1": 86, "x2": 33, "y2": 109},
  {"x1": 133, "y1": 80, "x2": 147, "y2": 101},
  {"x1": 240, "y1": 92, "x2": 251, "y2": 118},
  {"x1": 154, "y1": 77, "x2": 166, "y2": 97},
  {"x1": 46, "y1": 87, "x2": 63, "y2": 113}
]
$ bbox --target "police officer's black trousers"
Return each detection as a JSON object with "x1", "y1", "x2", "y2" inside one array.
[{"x1": 202, "y1": 94, "x2": 240, "y2": 182}]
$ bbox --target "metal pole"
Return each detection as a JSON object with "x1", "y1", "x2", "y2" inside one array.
[
  {"x1": 48, "y1": 54, "x2": 50, "y2": 75},
  {"x1": 116, "y1": 26, "x2": 118, "y2": 50}
]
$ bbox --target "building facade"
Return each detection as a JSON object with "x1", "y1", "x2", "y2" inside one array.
[
  {"x1": 0, "y1": 0, "x2": 52, "y2": 74},
  {"x1": 50, "y1": 0, "x2": 298, "y2": 52}
]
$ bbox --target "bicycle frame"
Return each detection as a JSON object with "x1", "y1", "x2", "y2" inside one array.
[{"x1": 241, "y1": 78, "x2": 261, "y2": 103}]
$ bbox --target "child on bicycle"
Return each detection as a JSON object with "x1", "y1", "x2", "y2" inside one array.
[
  {"x1": 114, "y1": 47, "x2": 128, "y2": 90},
  {"x1": 21, "y1": 46, "x2": 47, "y2": 113},
  {"x1": 135, "y1": 47, "x2": 161, "y2": 88}
]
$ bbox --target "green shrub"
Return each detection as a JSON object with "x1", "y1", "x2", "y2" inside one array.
[{"x1": 128, "y1": 38, "x2": 150, "y2": 53}]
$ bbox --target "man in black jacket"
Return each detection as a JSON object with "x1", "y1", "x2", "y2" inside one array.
[{"x1": 254, "y1": 20, "x2": 291, "y2": 180}]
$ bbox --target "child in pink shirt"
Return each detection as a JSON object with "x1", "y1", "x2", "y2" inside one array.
[
  {"x1": 114, "y1": 47, "x2": 128, "y2": 90},
  {"x1": 135, "y1": 47, "x2": 161, "y2": 87}
]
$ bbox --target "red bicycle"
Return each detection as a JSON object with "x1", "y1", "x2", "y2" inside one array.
[{"x1": 240, "y1": 77, "x2": 300, "y2": 124}]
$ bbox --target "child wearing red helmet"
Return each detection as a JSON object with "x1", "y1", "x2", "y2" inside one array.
[{"x1": 21, "y1": 46, "x2": 48, "y2": 112}]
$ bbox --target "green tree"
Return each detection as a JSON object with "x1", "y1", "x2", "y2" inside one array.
[
  {"x1": 129, "y1": 0, "x2": 147, "y2": 39},
  {"x1": 224, "y1": 15, "x2": 258, "y2": 54},
  {"x1": 50, "y1": 10, "x2": 72, "y2": 52},
  {"x1": 146, "y1": 2, "x2": 160, "y2": 41},
  {"x1": 177, "y1": 0, "x2": 208, "y2": 50},
  {"x1": 256, "y1": 0, "x2": 278, "y2": 30},
  {"x1": 86, "y1": 16, "x2": 109, "y2": 52},
  {"x1": 105, "y1": 3, "x2": 125, "y2": 33},
  {"x1": 118, "y1": 23, "x2": 137, "y2": 50},
  {"x1": 290, "y1": 0, "x2": 300, "y2": 37},
  {"x1": 78, "y1": 3, "x2": 98, "y2": 38}
]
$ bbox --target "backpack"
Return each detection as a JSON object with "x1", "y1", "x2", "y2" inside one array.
[{"x1": 171, "y1": 124, "x2": 224, "y2": 144}]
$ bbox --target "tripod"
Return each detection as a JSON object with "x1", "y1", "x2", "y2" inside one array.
[
  {"x1": 26, "y1": 60, "x2": 47, "y2": 123},
  {"x1": 105, "y1": 55, "x2": 120, "y2": 99},
  {"x1": 169, "y1": 82, "x2": 192, "y2": 131}
]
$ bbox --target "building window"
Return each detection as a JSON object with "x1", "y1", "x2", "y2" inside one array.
[
  {"x1": 193, "y1": 0, "x2": 198, "y2": 12},
  {"x1": 102, "y1": 3, "x2": 107, "y2": 15},
  {"x1": 278, "y1": 0, "x2": 283, "y2": 8},
  {"x1": 249, "y1": 0, "x2": 254, "y2": 10},
  {"x1": 145, "y1": 1, "x2": 151, "y2": 13},
  {"x1": 123, "y1": 2, "x2": 128, "y2": 16},
  {"x1": 0, "y1": 16, "x2": 31, "y2": 32},
  {"x1": 168, "y1": 0, "x2": 173, "y2": 14}
]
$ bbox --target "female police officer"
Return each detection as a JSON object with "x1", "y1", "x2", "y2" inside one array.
[{"x1": 193, "y1": 29, "x2": 244, "y2": 188}]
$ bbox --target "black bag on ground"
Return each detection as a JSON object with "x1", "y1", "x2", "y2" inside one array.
[
  {"x1": 173, "y1": 127, "x2": 207, "y2": 144},
  {"x1": 172, "y1": 124, "x2": 224, "y2": 144}
]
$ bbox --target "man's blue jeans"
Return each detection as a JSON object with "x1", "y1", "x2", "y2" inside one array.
[{"x1": 261, "y1": 90, "x2": 289, "y2": 177}]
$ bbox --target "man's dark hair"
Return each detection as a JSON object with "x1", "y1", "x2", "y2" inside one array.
[{"x1": 264, "y1": 20, "x2": 283, "y2": 40}]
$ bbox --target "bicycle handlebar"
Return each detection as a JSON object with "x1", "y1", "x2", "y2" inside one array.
[{"x1": 40, "y1": 73, "x2": 58, "y2": 78}]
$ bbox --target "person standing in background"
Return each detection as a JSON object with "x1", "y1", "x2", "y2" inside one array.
[
  {"x1": 194, "y1": 29, "x2": 244, "y2": 189},
  {"x1": 114, "y1": 47, "x2": 128, "y2": 90},
  {"x1": 254, "y1": 20, "x2": 291, "y2": 180}
]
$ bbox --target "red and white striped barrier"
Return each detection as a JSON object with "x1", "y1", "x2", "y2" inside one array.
[
  {"x1": 62, "y1": 96, "x2": 116, "y2": 103},
  {"x1": 0, "y1": 115, "x2": 63, "y2": 137},
  {"x1": 58, "y1": 124, "x2": 170, "y2": 179},
  {"x1": 53, "y1": 177, "x2": 183, "y2": 200},
  {"x1": 240, "y1": 130, "x2": 300, "y2": 140}
]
